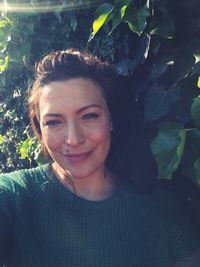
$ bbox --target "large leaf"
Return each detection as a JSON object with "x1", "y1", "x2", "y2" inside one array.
[
  {"x1": 109, "y1": 7, "x2": 124, "y2": 35},
  {"x1": 144, "y1": 81, "x2": 180, "y2": 123},
  {"x1": 123, "y1": 1, "x2": 150, "y2": 35},
  {"x1": 89, "y1": 3, "x2": 113, "y2": 41},
  {"x1": 151, "y1": 122, "x2": 186, "y2": 179},
  {"x1": 191, "y1": 96, "x2": 200, "y2": 130}
]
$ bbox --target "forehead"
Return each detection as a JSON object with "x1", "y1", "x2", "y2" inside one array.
[{"x1": 39, "y1": 78, "x2": 107, "y2": 114}]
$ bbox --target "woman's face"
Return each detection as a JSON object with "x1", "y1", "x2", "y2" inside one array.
[{"x1": 39, "y1": 78, "x2": 112, "y2": 180}]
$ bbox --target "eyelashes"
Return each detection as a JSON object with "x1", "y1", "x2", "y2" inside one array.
[
  {"x1": 82, "y1": 113, "x2": 99, "y2": 120},
  {"x1": 43, "y1": 120, "x2": 62, "y2": 126},
  {"x1": 43, "y1": 113, "x2": 100, "y2": 127}
]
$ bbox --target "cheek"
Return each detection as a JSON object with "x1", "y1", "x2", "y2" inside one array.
[
  {"x1": 41, "y1": 130, "x2": 63, "y2": 151},
  {"x1": 91, "y1": 123, "x2": 111, "y2": 148}
]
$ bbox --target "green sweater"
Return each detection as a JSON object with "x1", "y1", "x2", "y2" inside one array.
[{"x1": 0, "y1": 164, "x2": 199, "y2": 267}]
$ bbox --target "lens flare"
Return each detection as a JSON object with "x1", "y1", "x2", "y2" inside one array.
[{"x1": 0, "y1": 0, "x2": 103, "y2": 14}]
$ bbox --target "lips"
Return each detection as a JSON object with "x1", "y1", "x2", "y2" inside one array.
[{"x1": 63, "y1": 150, "x2": 92, "y2": 163}]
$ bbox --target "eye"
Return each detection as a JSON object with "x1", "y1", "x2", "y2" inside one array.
[
  {"x1": 82, "y1": 113, "x2": 99, "y2": 120},
  {"x1": 44, "y1": 120, "x2": 62, "y2": 126}
]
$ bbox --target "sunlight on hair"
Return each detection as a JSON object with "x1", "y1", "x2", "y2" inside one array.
[{"x1": 0, "y1": 0, "x2": 102, "y2": 14}]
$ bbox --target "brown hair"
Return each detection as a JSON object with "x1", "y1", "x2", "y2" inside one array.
[{"x1": 28, "y1": 48, "x2": 117, "y2": 159}]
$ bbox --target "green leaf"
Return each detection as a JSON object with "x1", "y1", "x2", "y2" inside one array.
[
  {"x1": 193, "y1": 51, "x2": 200, "y2": 64},
  {"x1": 123, "y1": 1, "x2": 150, "y2": 35},
  {"x1": 0, "y1": 18, "x2": 12, "y2": 28},
  {"x1": 191, "y1": 96, "x2": 200, "y2": 129},
  {"x1": 111, "y1": 17, "x2": 121, "y2": 32},
  {"x1": 0, "y1": 55, "x2": 8, "y2": 72},
  {"x1": 109, "y1": 9, "x2": 122, "y2": 35},
  {"x1": 144, "y1": 81, "x2": 180, "y2": 123},
  {"x1": 0, "y1": 134, "x2": 4, "y2": 144},
  {"x1": 20, "y1": 140, "x2": 30, "y2": 159},
  {"x1": 121, "y1": 5, "x2": 127, "y2": 18},
  {"x1": 151, "y1": 122, "x2": 186, "y2": 179},
  {"x1": 89, "y1": 3, "x2": 114, "y2": 41},
  {"x1": 194, "y1": 158, "x2": 200, "y2": 186},
  {"x1": 198, "y1": 77, "x2": 200, "y2": 88}
]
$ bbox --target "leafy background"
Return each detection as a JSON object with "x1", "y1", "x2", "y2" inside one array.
[{"x1": 1, "y1": 0, "x2": 200, "y2": 235}]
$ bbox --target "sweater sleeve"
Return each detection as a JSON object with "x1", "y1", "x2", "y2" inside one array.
[
  {"x1": 167, "y1": 204, "x2": 200, "y2": 267},
  {"x1": 160, "y1": 187, "x2": 200, "y2": 266},
  {"x1": 0, "y1": 176, "x2": 15, "y2": 266},
  {"x1": 147, "y1": 183, "x2": 200, "y2": 267}
]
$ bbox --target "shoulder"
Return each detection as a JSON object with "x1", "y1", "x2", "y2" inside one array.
[
  {"x1": 124, "y1": 180, "x2": 178, "y2": 208},
  {"x1": 145, "y1": 181, "x2": 200, "y2": 250},
  {"x1": 125, "y1": 180, "x2": 190, "y2": 227},
  {"x1": 144, "y1": 181, "x2": 187, "y2": 223},
  {"x1": 0, "y1": 163, "x2": 50, "y2": 194},
  {"x1": 131, "y1": 181, "x2": 200, "y2": 261}
]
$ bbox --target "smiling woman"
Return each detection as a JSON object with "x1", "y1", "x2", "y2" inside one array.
[{"x1": 0, "y1": 49, "x2": 200, "y2": 267}]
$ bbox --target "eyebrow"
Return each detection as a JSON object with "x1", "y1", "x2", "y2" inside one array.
[
  {"x1": 43, "y1": 114, "x2": 61, "y2": 117},
  {"x1": 43, "y1": 104, "x2": 102, "y2": 117},
  {"x1": 77, "y1": 104, "x2": 101, "y2": 113}
]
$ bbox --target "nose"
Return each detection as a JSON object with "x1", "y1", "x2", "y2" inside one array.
[{"x1": 64, "y1": 120, "x2": 85, "y2": 147}]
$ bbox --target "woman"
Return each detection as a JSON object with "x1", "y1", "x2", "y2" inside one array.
[{"x1": 0, "y1": 49, "x2": 199, "y2": 267}]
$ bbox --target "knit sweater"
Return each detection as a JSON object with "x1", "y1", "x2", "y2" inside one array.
[{"x1": 0, "y1": 164, "x2": 199, "y2": 267}]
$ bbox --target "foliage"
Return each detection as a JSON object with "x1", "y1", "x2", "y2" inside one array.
[
  {"x1": 89, "y1": 0, "x2": 200, "y2": 187},
  {"x1": 0, "y1": 0, "x2": 95, "y2": 172},
  {"x1": 0, "y1": 0, "x2": 200, "y2": 190},
  {"x1": 151, "y1": 121, "x2": 186, "y2": 179}
]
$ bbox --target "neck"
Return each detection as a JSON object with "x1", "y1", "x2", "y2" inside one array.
[{"x1": 51, "y1": 162, "x2": 116, "y2": 201}]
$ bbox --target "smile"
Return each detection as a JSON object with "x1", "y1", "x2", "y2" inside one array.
[{"x1": 63, "y1": 151, "x2": 92, "y2": 163}]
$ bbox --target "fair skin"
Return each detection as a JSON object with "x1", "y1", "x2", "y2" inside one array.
[{"x1": 39, "y1": 78, "x2": 115, "y2": 201}]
